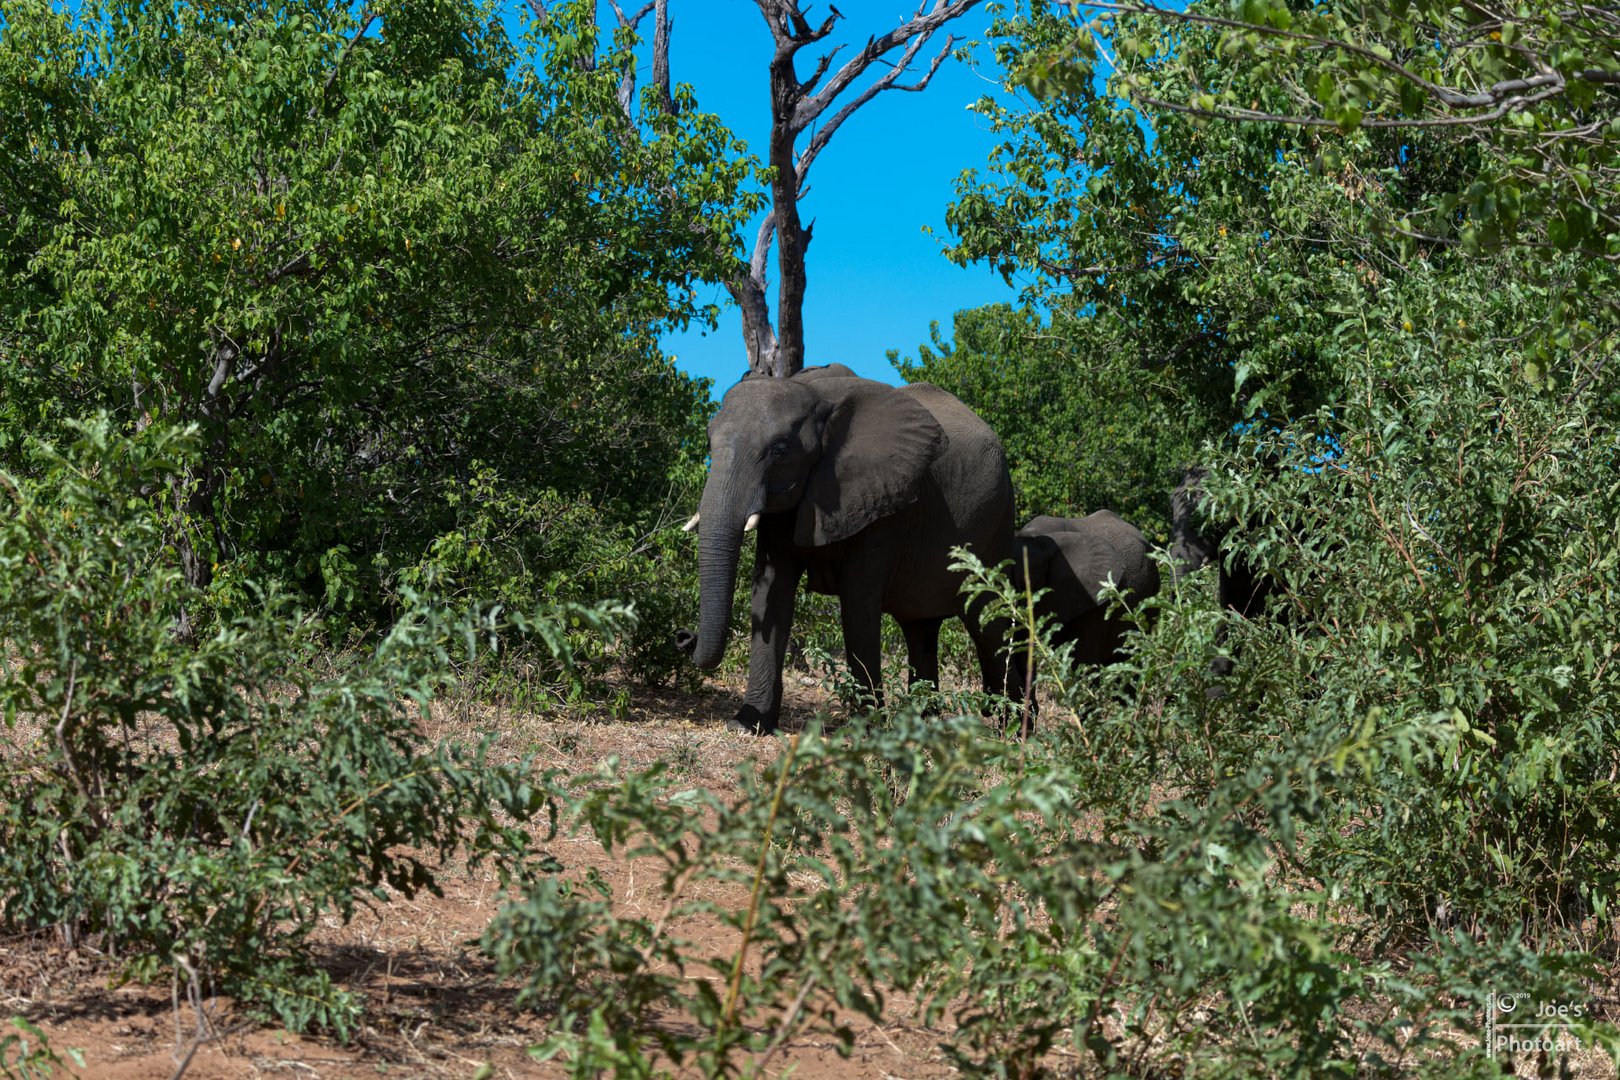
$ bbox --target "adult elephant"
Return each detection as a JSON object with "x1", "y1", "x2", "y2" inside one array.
[{"x1": 675, "y1": 364, "x2": 1018, "y2": 735}]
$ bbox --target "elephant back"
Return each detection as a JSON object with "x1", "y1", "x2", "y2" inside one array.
[
  {"x1": 898, "y1": 383, "x2": 1007, "y2": 477},
  {"x1": 897, "y1": 382, "x2": 1014, "y2": 539},
  {"x1": 1020, "y1": 513, "x2": 1085, "y2": 536},
  {"x1": 1023, "y1": 511, "x2": 1159, "y2": 607}
]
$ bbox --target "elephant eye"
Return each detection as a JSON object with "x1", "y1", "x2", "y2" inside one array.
[{"x1": 769, "y1": 439, "x2": 791, "y2": 458}]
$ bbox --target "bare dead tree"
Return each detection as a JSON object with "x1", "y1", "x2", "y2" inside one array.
[
  {"x1": 531, "y1": 0, "x2": 979, "y2": 376},
  {"x1": 736, "y1": 0, "x2": 980, "y2": 377},
  {"x1": 651, "y1": 0, "x2": 674, "y2": 116},
  {"x1": 605, "y1": 0, "x2": 658, "y2": 113}
]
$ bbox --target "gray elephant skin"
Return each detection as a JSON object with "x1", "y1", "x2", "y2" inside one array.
[
  {"x1": 1168, "y1": 465, "x2": 1273, "y2": 618},
  {"x1": 1012, "y1": 510, "x2": 1161, "y2": 669},
  {"x1": 676, "y1": 364, "x2": 1018, "y2": 735}
]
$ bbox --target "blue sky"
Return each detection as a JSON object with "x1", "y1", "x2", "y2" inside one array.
[{"x1": 624, "y1": 2, "x2": 1027, "y2": 394}]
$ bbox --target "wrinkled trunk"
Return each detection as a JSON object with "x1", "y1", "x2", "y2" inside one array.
[{"x1": 691, "y1": 479, "x2": 750, "y2": 669}]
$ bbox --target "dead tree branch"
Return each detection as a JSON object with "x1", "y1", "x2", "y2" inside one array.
[
  {"x1": 736, "y1": 0, "x2": 982, "y2": 376},
  {"x1": 607, "y1": 0, "x2": 659, "y2": 115},
  {"x1": 652, "y1": 0, "x2": 675, "y2": 114}
]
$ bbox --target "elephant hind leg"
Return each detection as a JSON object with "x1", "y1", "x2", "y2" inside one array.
[
  {"x1": 982, "y1": 625, "x2": 1036, "y2": 736},
  {"x1": 900, "y1": 616, "x2": 946, "y2": 691}
]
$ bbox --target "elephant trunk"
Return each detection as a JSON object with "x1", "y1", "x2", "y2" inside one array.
[{"x1": 690, "y1": 481, "x2": 751, "y2": 670}]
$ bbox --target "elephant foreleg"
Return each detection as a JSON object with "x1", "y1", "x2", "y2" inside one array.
[
  {"x1": 733, "y1": 530, "x2": 803, "y2": 736},
  {"x1": 964, "y1": 594, "x2": 1034, "y2": 735},
  {"x1": 963, "y1": 591, "x2": 1013, "y2": 696}
]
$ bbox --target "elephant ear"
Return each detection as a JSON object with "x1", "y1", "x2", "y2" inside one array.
[
  {"x1": 1012, "y1": 534, "x2": 1058, "y2": 592},
  {"x1": 795, "y1": 381, "x2": 945, "y2": 547}
]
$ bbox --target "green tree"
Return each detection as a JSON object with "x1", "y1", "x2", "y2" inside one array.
[
  {"x1": 925, "y1": 2, "x2": 1620, "y2": 1062},
  {"x1": 948, "y1": 6, "x2": 1481, "y2": 426},
  {"x1": 893, "y1": 303, "x2": 1197, "y2": 537},
  {"x1": 935, "y1": 8, "x2": 1410, "y2": 531},
  {"x1": 0, "y1": 0, "x2": 756, "y2": 627},
  {"x1": 942, "y1": 0, "x2": 1620, "y2": 441},
  {"x1": 1019, "y1": 0, "x2": 1620, "y2": 260}
]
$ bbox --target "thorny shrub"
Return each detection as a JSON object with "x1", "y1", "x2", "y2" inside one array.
[{"x1": 0, "y1": 1017, "x2": 80, "y2": 1080}]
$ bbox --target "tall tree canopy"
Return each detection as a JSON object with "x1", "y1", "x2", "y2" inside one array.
[
  {"x1": 0, "y1": 0, "x2": 757, "y2": 626},
  {"x1": 911, "y1": 0, "x2": 1619, "y2": 533},
  {"x1": 1021, "y1": 0, "x2": 1620, "y2": 260}
]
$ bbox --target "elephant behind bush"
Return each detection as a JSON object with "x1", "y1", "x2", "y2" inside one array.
[
  {"x1": 1168, "y1": 465, "x2": 1274, "y2": 619},
  {"x1": 1012, "y1": 511, "x2": 1161, "y2": 668}
]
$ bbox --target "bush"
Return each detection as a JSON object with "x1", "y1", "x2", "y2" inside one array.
[
  {"x1": 485, "y1": 709, "x2": 1082, "y2": 1076},
  {"x1": 0, "y1": 417, "x2": 626, "y2": 1035},
  {"x1": 485, "y1": 508, "x2": 1620, "y2": 1076},
  {"x1": 393, "y1": 461, "x2": 710, "y2": 700},
  {"x1": 0, "y1": 1017, "x2": 80, "y2": 1079}
]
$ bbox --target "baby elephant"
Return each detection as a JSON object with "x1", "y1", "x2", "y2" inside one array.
[{"x1": 1011, "y1": 511, "x2": 1161, "y2": 669}]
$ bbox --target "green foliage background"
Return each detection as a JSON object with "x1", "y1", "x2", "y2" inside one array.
[
  {"x1": 0, "y1": 0, "x2": 755, "y2": 668},
  {"x1": 895, "y1": 303, "x2": 1201, "y2": 539}
]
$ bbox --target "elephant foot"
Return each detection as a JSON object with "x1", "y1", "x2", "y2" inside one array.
[{"x1": 726, "y1": 704, "x2": 780, "y2": 736}]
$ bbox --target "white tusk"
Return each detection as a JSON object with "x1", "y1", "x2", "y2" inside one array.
[
  {"x1": 682, "y1": 513, "x2": 700, "y2": 533},
  {"x1": 743, "y1": 512, "x2": 760, "y2": 533}
]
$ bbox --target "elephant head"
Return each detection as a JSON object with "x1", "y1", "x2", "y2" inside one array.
[
  {"x1": 679, "y1": 368, "x2": 946, "y2": 670},
  {"x1": 1011, "y1": 532, "x2": 1061, "y2": 599}
]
